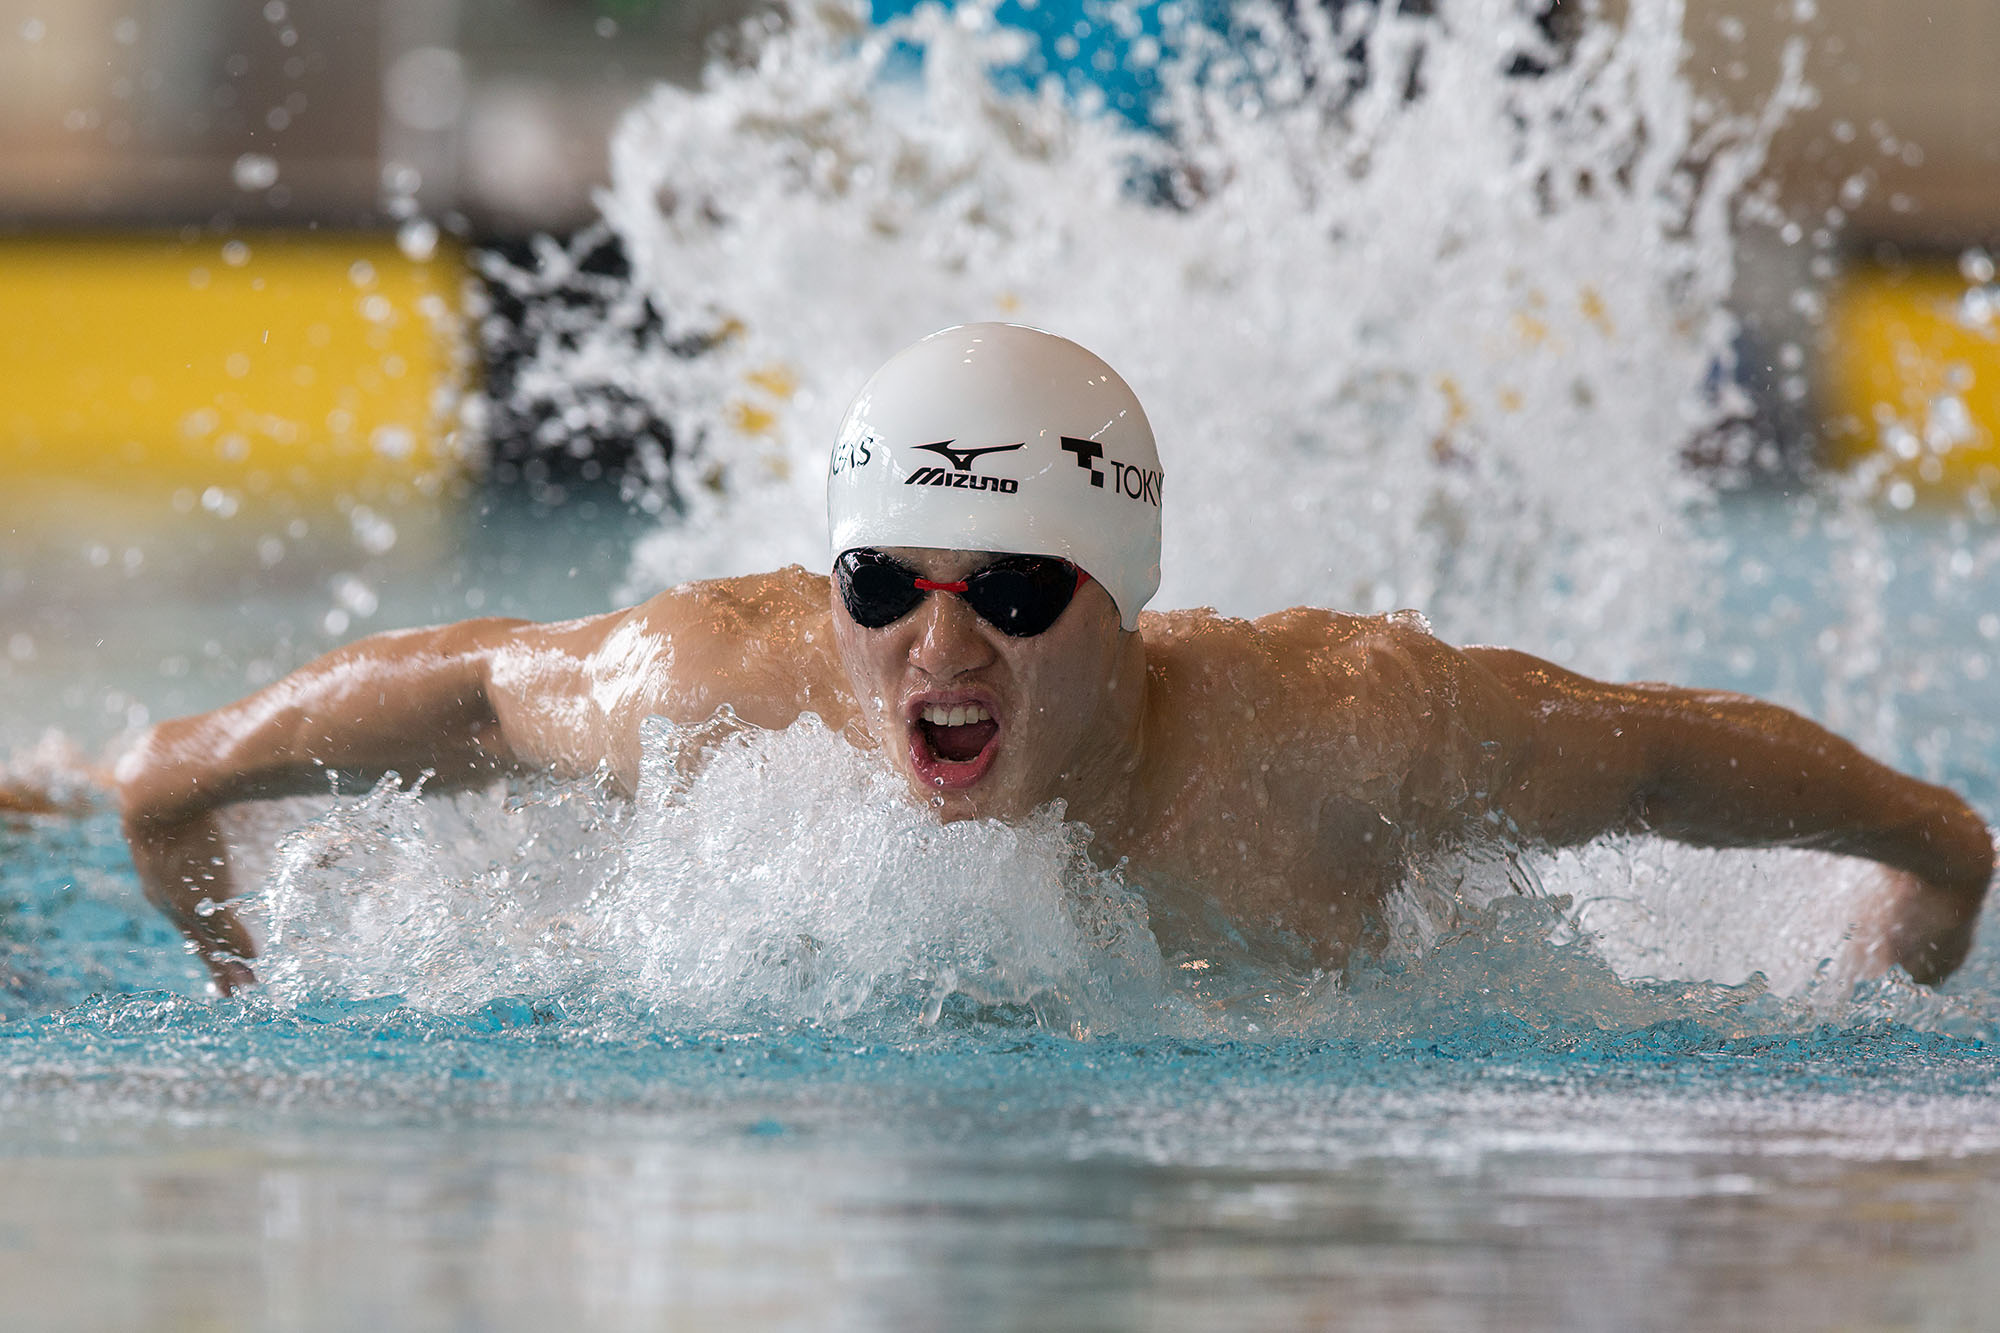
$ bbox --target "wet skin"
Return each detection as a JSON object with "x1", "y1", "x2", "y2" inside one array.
[{"x1": 116, "y1": 552, "x2": 1995, "y2": 994}]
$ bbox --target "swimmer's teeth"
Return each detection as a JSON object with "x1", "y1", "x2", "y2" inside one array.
[{"x1": 920, "y1": 703, "x2": 991, "y2": 726}]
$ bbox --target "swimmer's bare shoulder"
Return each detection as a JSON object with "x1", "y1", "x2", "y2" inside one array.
[
  {"x1": 1121, "y1": 608, "x2": 1481, "y2": 944},
  {"x1": 490, "y1": 565, "x2": 847, "y2": 790},
  {"x1": 1135, "y1": 605, "x2": 1512, "y2": 829}
]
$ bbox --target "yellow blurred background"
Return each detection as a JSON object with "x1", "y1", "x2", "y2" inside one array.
[
  {"x1": 2, "y1": 233, "x2": 467, "y2": 505},
  {"x1": 2, "y1": 0, "x2": 1999, "y2": 511}
]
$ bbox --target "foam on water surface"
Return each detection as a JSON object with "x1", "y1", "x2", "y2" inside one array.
[
  {"x1": 149, "y1": 708, "x2": 1990, "y2": 1050},
  {"x1": 242, "y1": 713, "x2": 1186, "y2": 1037}
]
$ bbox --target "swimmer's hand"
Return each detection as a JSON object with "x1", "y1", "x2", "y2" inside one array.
[
  {"x1": 1873, "y1": 864, "x2": 1988, "y2": 987},
  {"x1": 0, "y1": 784, "x2": 75, "y2": 816},
  {"x1": 1848, "y1": 806, "x2": 1992, "y2": 985},
  {"x1": 0, "y1": 735, "x2": 108, "y2": 816},
  {"x1": 121, "y1": 807, "x2": 259, "y2": 996}
]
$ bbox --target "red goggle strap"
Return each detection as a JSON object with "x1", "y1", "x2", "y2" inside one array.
[{"x1": 909, "y1": 564, "x2": 1090, "y2": 596}]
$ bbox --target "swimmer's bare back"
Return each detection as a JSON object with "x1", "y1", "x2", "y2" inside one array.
[{"x1": 115, "y1": 568, "x2": 1993, "y2": 993}]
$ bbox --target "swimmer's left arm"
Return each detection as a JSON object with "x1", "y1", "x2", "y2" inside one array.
[{"x1": 1459, "y1": 645, "x2": 1994, "y2": 983}]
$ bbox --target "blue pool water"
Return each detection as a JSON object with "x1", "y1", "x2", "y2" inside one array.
[{"x1": 5, "y1": 489, "x2": 2000, "y2": 1329}]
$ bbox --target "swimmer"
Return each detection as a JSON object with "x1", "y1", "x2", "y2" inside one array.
[
  {"x1": 2, "y1": 735, "x2": 103, "y2": 818},
  {"x1": 117, "y1": 323, "x2": 1995, "y2": 994}
]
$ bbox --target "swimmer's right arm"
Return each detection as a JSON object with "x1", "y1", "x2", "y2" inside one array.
[
  {"x1": 1459, "y1": 645, "x2": 1994, "y2": 983},
  {"x1": 116, "y1": 611, "x2": 633, "y2": 994}
]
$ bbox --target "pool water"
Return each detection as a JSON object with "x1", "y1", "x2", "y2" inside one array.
[
  {"x1": 8, "y1": 1023, "x2": 2000, "y2": 1331},
  {"x1": 5, "y1": 487, "x2": 2000, "y2": 1331},
  {"x1": 8, "y1": 0, "x2": 2000, "y2": 1326}
]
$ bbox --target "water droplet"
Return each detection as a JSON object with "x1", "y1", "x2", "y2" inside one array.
[
  {"x1": 397, "y1": 219, "x2": 439, "y2": 262},
  {"x1": 369, "y1": 425, "x2": 416, "y2": 461},
  {"x1": 330, "y1": 573, "x2": 379, "y2": 619},
  {"x1": 385, "y1": 46, "x2": 465, "y2": 133},
  {"x1": 348, "y1": 506, "x2": 398, "y2": 555}
]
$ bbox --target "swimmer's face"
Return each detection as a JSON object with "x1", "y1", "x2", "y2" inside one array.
[{"x1": 831, "y1": 547, "x2": 1129, "y2": 821}]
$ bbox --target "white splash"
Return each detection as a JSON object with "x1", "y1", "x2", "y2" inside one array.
[
  {"x1": 231, "y1": 709, "x2": 1992, "y2": 1039},
  {"x1": 535, "y1": 0, "x2": 1811, "y2": 678},
  {"x1": 250, "y1": 714, "x2": 1191, "y2": 1034}
]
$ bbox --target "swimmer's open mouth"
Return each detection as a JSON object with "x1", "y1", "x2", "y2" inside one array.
[{"x1": 907, "y1": 698, "x2": 1001, "y2": 789}]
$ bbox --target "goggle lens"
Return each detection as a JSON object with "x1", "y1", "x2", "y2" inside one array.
[
  {"x1": 840, "y1": 553, "x2": 928, "y2": 627},
  {"x1": 836, "y1": 550, "x2": 1086, "y2": 638}
]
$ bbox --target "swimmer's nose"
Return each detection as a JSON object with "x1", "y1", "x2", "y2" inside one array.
[{"x1": 908, "y1": 589, "x2": 996, "y2": 681}]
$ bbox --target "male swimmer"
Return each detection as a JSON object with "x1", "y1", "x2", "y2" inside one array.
[{"x1": 117, "y1": 324, "x2": 1995, "y2": 994}]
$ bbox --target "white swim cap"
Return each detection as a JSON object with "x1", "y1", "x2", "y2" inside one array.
[{"x1": 827, "y1": 323, "x2": 1163, "y2": 631}]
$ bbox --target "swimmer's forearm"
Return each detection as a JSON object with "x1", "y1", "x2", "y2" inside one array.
[
  {"x1": 1470, "y1": 647, "x2": 1994, "y2": 894},
  {"x1": 1466, "y1": 646, "x2": 1990, "y2": 984},
  {"x1": 116, "y1": 618, "x2": 531, "y2": 827},
  {"x1": 1629, "y1": 696, "x2": 1993, "y2": 897},
  {"x1": 125, "y1": 808, "x2": 258, "y2": 992},
  {"x1": 1623, "y1": 691, "x2": 1992, "y2": 984},
  {"x1": 117, "y1": 617, "x2": 557, "y2": 994}
]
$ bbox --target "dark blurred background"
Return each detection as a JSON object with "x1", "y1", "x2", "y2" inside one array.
[{"x1": 5, "y1": 1, "x2": 1997, "y2": 239}]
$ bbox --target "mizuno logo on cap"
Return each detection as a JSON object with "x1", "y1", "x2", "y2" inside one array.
[
  {"x1": 913, "y1": 439, "x2": 1026, "y2": 472},
  {"x1": 904, "y1": 468, "x2": 1019, "y2": 492}
]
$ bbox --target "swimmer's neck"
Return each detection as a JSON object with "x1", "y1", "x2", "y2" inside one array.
[{"x1": 1044, "y1": 628, "x2": 1154, "y2": 842}]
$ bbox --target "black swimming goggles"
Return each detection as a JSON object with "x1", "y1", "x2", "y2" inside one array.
[{"x1": 835, "y1": 548, "x2": 1089, "y2": 638}]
